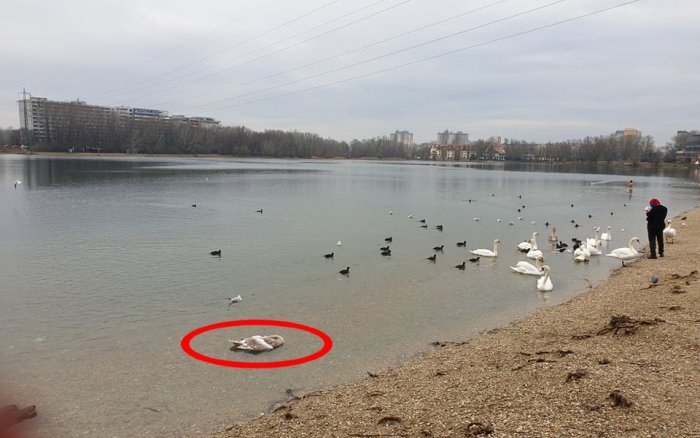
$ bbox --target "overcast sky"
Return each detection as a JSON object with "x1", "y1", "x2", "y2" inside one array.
[{"x1": 1, "y1": 0, "x2": 698, "y2": 145}]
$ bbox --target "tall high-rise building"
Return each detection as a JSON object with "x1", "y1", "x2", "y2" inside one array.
[
  {"x1": 390, "y1": 130, "x2": 414, "y2": 146},
  {"x1": 437, "y1": 130, "x2": 468, "y2": 145}
]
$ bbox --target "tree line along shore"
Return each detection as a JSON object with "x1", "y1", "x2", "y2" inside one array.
[{"x1": 2, "y1": 126, "x2": 696, "y2": 164}]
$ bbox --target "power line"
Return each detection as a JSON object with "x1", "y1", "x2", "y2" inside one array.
[
  {"x1": 88, "y1": 0, "x2": 344, "y2": 100},
  {"x1": 192, "y1": 0, "x2": 640, "y2": 115},
  {"x1": 153, "y1": 0, "x2": 510, "y2": 108},
  {"x1": 180, "y1": 0, "x2": 570, "y2": 110},
  {"x1": 140, "y1": 0, "x2": 279, "y2": 64},
  {"x1": 137, "y1": 0, "x2": 413, "y2": 103}
]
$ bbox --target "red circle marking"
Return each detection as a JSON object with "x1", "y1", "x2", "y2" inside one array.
[{"x1": 180, "y1": 319, "x2": 333, "y2": 369}]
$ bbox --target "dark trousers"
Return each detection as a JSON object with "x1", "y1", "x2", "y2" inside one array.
[{"x1": 648, "y1": 229, "x2": 664, "y2": 256}]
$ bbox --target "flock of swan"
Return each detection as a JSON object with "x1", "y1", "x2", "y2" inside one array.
[
  {"x1": 468, "y1": 226, "x2": 651, "y2": 292},
  {"x1": 225, "y1": 207, "x2": 681, "y2": 352}
]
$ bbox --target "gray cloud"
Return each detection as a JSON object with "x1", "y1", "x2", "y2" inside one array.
[{"x1": 2, "y1": 0, "x2": 698, "y2": 145}]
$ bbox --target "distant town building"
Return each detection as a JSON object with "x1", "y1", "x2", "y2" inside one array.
[
  {"x1": 615, "y1": 128, "x2": 641, "y2": 140},
  {"x1": 437, "y1": 130, "x2": 469, "y2": 145},
  {"x1": 675, "y1": 130, "x2": 700, "y2": 164},
  {"x1": 17, "y1": 92, "x2": 219, "y2": 145},
  {"x1": 429, "y1": 143, "x2": 505, "y2": 161},
  {"x1": 389, "y1": 130, "x2": 414, "y2": 146}
]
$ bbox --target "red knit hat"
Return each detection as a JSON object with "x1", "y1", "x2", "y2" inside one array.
[{"x1": 649, "y1": 198, "x2": 661, "y2": 206}]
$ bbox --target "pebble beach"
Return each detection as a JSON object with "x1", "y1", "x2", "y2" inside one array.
[{"x1": 209, "y1": 207, "x2": 699, "y2": 438}]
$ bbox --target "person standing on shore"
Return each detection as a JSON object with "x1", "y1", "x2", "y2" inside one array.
[{"x1": 645, "y1": 198, "x2": 668, "y2": 259}]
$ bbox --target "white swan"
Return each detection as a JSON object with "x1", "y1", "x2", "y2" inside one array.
[
  {"x1": 470, "y1": 239, "x2": 500, "y2": 257},
  {"x1": 586, "y1": 239, "x2": 602, "y2": 256},
  {"x1": 586, "y1": 227, "x2": 601, "y2": 247},
  {"x1": 573, "y1": 242, "x2": 591, "y2": 262},
  {"x1": 537, "y1": 265, "x2": 554, "y2": 292},
  {"x1": 509, "y1": 256, "x2": 544, "y2": 275},
  {"x1": 516, "y1": 232, "x2": 537, "y2": 251},
  {"x1": 606, "y1": 237, "x2": 642, "y2": 261},
  {"x1": 526, "y1": 234, "x2": 543, "y2": 259},
  {"x1": 663, "y1": 219, "x2": 677, "y2": 243},
  {"x1": 229, "y1": 335, "x2": 285, "y2": 352},
  {"x1": 600, "y1": 225, "x2": 612, "y2": 241}
]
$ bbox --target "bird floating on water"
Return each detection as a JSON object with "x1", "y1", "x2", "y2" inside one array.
[
  {"x1": 228, "y1": 295, "x2": 242, "y2": 306},
  {"x1": 455, "y1": 261, "x2": 466, "y2": 270},
  {"x1": 324, "y1": 252, "x2": 334, "y2": 259},
  {"x1": 210, "y1": 250, "x2": 222, "y2": 256},
  {"x1": 337, "y1": 241, "x2": 342, "y2": 246},
  {"x1": 537, "y1": 266, "x2": 554, "y2": 292},
  {"x1": 468, "y1": 256, "x2": 480, "y2": 263},
  {"x1": 339, "y1": 266, "x2": 350, "y2": 276},
  {"x1": 470, "y1": 239, "x2": 500, "y2": 257},
  {"x1": 230, "y1": 335, "x2": 284, "y2": 352},
  {"x1": 426, "y1": 254, "x2": 437, "y2": 262},
  {"x1": 456, "y1": 241, "x2": 467, "y2": 247},
  {"x1": 256, "y1": 209, "x2": 263, "y2": 214}
]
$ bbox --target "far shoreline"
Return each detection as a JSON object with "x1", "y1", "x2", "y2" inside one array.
[{"x1": 2, "y1": 148, "x2": 697, "y2": 170}]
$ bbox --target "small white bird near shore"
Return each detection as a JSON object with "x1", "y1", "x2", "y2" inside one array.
[{"x1": 228, "y1": 295, "x2": 242, "y2": 306}]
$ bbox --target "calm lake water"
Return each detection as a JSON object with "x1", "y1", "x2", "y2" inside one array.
[{"x1": 1, "y1": 155, "x2": 699, "y2": 438}]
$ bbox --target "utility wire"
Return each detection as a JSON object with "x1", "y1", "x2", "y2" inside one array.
[
  {"x1": 190, "y1": 0, "x2": 640, "y2": 115},
  {"x1": 153, "y1": 0, "x2": 510, "y2": 108},
  {"x1": 141, "y1": 0, "x2": 279, "y2": 63},
  {"x1": 135, "y1": 0, "x2": 413, "y2": 102},
  {"x1": 89, "y1": 0, "x2": 344, "y2": 100},
  {"x1": 181, "y1": 0, "x2": 569, "y2": 110}
]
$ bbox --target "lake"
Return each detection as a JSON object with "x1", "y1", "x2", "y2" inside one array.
[{"x1": 1, "y1": 155, "x2": 698, "y2": 438}]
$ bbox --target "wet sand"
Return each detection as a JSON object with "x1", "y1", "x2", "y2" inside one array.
[{"x1": 209, "y1": 208, "x2": 699, "y2": 438}]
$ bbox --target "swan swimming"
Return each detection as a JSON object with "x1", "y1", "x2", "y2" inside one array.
[
  {"x1": 516, "y1": 232, "x2": 537, "y2": 251},
  {"x1": 600, "y1": 226, "x2": 612, "y2": 241},
  {"x1": 605, "y1": 237, "x2": 643, "y2": 263},
  {"x1": 526, "y1": 234, "x2": 543, "y2": 259},
  {"x1": 537, "y1": 265, "x2": 554, "y2": 292},
  {"x1": 230, "y1": 335, "x2": 285, "y2": 352},
  {"x1": 586, "y1": 239, "x2": 602, "y2": 256},
  {"x1": 586, "y1": 227, "x2": 601, "y2": 248},
  {"x1": 228, "y1": 295, "x2": 242, "y2": 306},
  {"x1": 663, "y1": 220, "x2": 677, "y2": 243},
  {"x1": 470, "y1": 239, "x2": 500, "y2": 257},
  {"x1": 573, "y1": 242, "x2": 591, "y2": 262},
  {"x1": 509, "y1": 256, "x2": 544, "y2": 276}
]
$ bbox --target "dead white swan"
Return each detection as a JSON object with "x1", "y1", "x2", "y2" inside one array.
[{"x1": 230, "y1": 335, "x2": 285, "y2": 352}]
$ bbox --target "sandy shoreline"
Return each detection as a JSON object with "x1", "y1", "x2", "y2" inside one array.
[{"x1": 208, "y1": 208, "x2": 699, "y2": 438}]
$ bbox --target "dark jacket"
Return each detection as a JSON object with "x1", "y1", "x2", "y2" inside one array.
[{"x1": 646, "y1": 204, "x2": 668, "y2": 231}]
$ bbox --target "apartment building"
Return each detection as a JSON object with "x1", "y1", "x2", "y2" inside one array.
[{"x1": 18, "y1": 94, "x2": 219, "y2": 145}]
